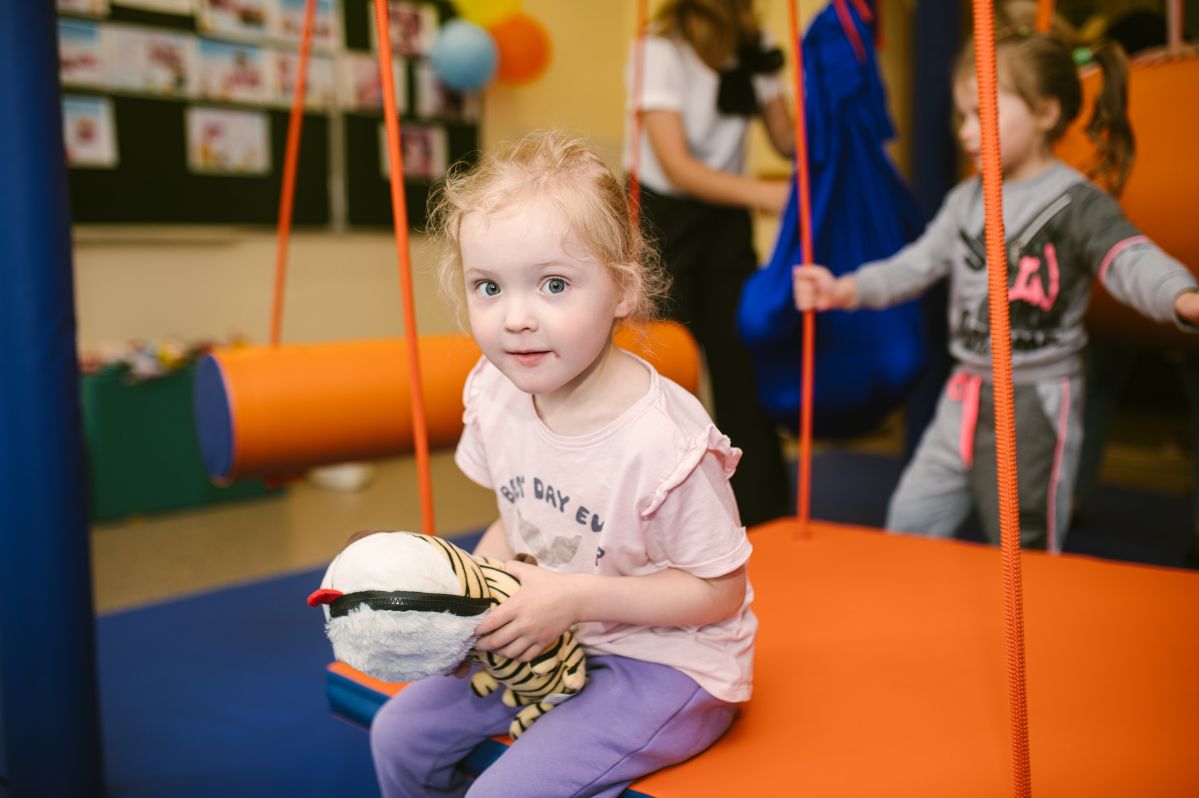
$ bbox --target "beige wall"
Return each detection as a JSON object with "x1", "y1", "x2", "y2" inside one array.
[{"x1": 73, "y1": 2, "x2": 913, "y2": 352}]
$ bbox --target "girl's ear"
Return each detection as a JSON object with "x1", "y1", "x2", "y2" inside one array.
[
  {"x1": 1034, "y1": 96, "x2": 1062, "y2": 135},
  {"x1": 613, "y1": 270, "x2": 638, "y2": 319}
]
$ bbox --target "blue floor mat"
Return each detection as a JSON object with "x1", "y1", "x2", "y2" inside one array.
[{"x1": 98, "y1": 567, "x2": 380, "y2": 798}]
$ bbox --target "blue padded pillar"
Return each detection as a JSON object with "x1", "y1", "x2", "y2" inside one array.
[
  {"x1": 902, "y1": 2, "x2": 960, "y2": 459},
  {"x1": 0, "y1": 2, "x2": 105, "y2": 794}
]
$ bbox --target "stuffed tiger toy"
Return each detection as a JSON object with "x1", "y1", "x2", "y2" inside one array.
[{"x1": 308, "y1": 530, "x2": 587, "y2": 738}]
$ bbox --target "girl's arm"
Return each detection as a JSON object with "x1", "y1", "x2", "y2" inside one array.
[
  {"x1": 474, "y1": 563, "x2": 747, "y2": 663},
  {"x1": 644, "y1": 109, "x2": 789, "y2": 214},
  {"x1": 760, "y1": 94, "x2": 795, "y2": 159},
  {"x1": 471, "y1": 518, "x2": 514, "y2": 561},
  {"x1": 1078, "y1": 188, "x2": 1199, "y2": 328}
]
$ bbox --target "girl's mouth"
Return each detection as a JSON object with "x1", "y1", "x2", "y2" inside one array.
[{"x1": 510, "y1": 351, "x2": 548, "y2": 367}]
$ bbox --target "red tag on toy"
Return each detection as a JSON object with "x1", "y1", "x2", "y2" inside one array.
[{"x1": 307, "y1": 588, "x2": 344, "y2": 607}]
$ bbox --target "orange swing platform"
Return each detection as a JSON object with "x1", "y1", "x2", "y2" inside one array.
[{"x1": 327, "y1": 518, "x2": 1199, "y2": 797}]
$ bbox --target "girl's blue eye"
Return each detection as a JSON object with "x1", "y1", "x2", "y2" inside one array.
[
  {"x1": 475, "y1": 281, "x2": 500, "y2": 297},
  {"x1": 543, "y1": 277, "x2": 567, "y2": 294}
]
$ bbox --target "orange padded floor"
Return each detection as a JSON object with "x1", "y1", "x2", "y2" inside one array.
[{"x1": 332, "y1": 519, "x2": 1199, "y2": 796}]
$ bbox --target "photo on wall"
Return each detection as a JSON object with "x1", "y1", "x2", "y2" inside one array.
[
  {"x1": 414, "y1": 61, "x2": 478, "y2": 121},
  {"x1": 367, "y1": 1, "x2": 439, "y2": 57},
  {"x1": 59, "y1": 19, "x2": 106, "y2": 89},
  {"x1": 108, "y1": 24, "x2": 196, "y2": 97},
  {"x1": 57, "y1": 0, "x2": 109, "y2": 16},
  {"x1": 197, "y1": 38, "x2": 268, "y2": 104},
  {"x1": 112, "y1": 0, "x2": 194, "y2": 13},
  {"x1": 339, "y1": 51, "x2": 407, "y2": 112},
  {"x1": 186, "y1": 106, "x2": 271, "y2": 175},
  {"x1": 63, "y1": 95, "x2": 118, "y2": 168},
  {"x1": 272, "y1": 50, "x2": 335, "y2": 109},
  {"x1": 197, "y1": 0, "x2": 272, "y2": 41},
  {"x1": 275, "y1": 0, "x2": 340, "y2": 50},
  {"x1": 378, "y1": 121, "x2": 446, "y2": 181}
]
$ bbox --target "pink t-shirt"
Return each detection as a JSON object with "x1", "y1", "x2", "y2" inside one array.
[{"x1": 455, "y1": 354, "x2": 757, "y2": 703}]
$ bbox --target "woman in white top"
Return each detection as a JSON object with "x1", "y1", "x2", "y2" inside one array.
[{"x1": 627, "y1": 0, "x2": 795, "y2": 526}]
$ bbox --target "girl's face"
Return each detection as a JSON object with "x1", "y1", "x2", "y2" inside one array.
[
  {"x1": 459, "y1": 200, "x2": 633, "y2": 402},
  {"x1": 953, "y1": 72, "x2": 1059, "y2": 183}
]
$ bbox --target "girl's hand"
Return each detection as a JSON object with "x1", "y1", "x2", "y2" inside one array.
[
  {"x1": 473, "y1": 560, "x2": 580, "y2": 663},
  {"x1": 755, "y1": 179, "x2": 791, "y2": 216},
  {"x1": 1175, "y1": 290, "x2": 1199, "y2": 326},
  {"x1": 793, "y1": 264, "x2": 856, "y2": 311}
]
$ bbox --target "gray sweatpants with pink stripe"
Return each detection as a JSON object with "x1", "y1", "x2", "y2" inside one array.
[{"x1": 887, "y1": 369, "x2": 1084, "y2": 552}]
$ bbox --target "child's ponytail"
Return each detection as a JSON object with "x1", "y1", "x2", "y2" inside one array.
[{"x1": 1082, "y1": 41, "x2": 1135, "y2": 196}]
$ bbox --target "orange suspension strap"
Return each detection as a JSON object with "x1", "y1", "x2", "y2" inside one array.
[
  {"x1": 1034, "y1": 0, "x2": 1054, "y2": 34},
  {"x1": 787, "y1": 0, "x2": 816, "y2": 537},
  {"x1": 270, "y1": 0, "x2": 318, "y2": 346},
  {"x1": 371, "y1": 0, "x2": 436, "y2": 535},
  {"x1": 972, "y1": 1, "x2": 1033, "y2": 795},
  {"x1": 627, "y1": 0, "x2": 650, "y2": 227}
]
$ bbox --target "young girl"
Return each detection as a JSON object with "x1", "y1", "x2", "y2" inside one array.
[
  {"x1": 370, "y1": 131, "x2": 756, "y2": 797},
  {"x1": 793, "y1": 30, "x2": 1199, "y2": 552}
]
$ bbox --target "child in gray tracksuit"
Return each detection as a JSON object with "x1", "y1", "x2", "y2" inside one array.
[{"x1": 793, "y1": 31, "x2": 1199, "y2": 550}]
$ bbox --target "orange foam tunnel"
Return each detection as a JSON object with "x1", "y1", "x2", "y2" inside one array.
[
  {"x1": 1056, "y1": 52, "x2": 1199, "y2": 348},
  {"x1": 194, "y1": 322, "x2": 700, "y2": 480}
]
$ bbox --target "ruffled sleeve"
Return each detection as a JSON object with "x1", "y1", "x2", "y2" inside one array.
[
  {"x1": 453, "y1": 357, "x2": 493, "y2": 489},
  {"x1": 641, "y1": 427, "x2": 750, "y2": 579}
]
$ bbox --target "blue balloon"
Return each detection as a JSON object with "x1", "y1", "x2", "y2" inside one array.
[{"x1": 429, "y1": 19, "x2": 498, "y2": 93}]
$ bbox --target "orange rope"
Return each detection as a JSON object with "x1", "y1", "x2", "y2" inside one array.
[
  {"x1": 1034, "y1": 0, "x2": 1054, "y2": 34},
  {"x1": 787, "y1": 0, "x2": 816, "y2": 538},
  {"x1": 972, "y1": 1, "x2": 1032, "y2": 795},
  {"x1": 372, "y1": 0, "x2": 436, "y2": 536},
  {"x1": 627, "y1": 0, "x2": 649, "y2": 227},
  {"x1": 269, "y1": 0, "x2": 318, "y2": 346}
]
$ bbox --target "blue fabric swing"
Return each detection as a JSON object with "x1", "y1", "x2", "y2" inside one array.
[{"x1": 737, "y1": 0, "x2": 928, "y2": 437}]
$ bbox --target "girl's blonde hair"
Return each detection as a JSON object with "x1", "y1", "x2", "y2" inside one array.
[
  {"x1": 649, "y1": 0, "x2": 761, "y2": 71},
  {"x1": 954, "y1": 16, "x2": 1135, "y2": 195},
  {"x1": 429, "y1": 130, "x2": 669, "y2": 326}
]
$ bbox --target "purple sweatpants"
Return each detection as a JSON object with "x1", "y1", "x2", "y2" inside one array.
[{"x1": 370, "y1": 654, "x2": 737, "y2": 798}]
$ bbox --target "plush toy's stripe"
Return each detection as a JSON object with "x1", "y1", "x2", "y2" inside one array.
[
  {"x1": 478, "y1": 562, "x2": 517, "y2": 602},
  {"x1": 422, "y1": 535, "x2": 488, "y2": 600}
]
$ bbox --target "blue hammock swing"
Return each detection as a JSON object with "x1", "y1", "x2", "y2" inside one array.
[{"x1": 738, "y1": 0, "x2": 927, "y2": 437}]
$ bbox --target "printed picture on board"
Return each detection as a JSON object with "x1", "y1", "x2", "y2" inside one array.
[
  {"x1": 57, "y1": 0, "x2": 109, "y2": 16},
  {"x1": 276, "y1": 0, "x2": 339, "y2": 50},
  {"x1": 198, "y1": 38, "x2": 268, "y2": 104},
  {"x1": 186, "y1": 106, "x2": 270, "y2": 175},
  {"x1": 414, "y1": 61, "x2": 478, "y2": 121},
  {"x1": 197, "y1": 0, "x2": 271, "y2": 40},
  {"x1": 108, "y1": 24, "x2": 196, "y2": 97},
  {"x1": 378, "y1": 122, "x2": 447, "y2": 181},
  {"x1": 59, "y1": 19, "x2": 106, "y2": 89},
  {"x1": 63, "y1": 95, "x2": 118, "y2": 168},
  {"x1": 368, "y1": 1, "x2": 439, "y2": 57},
  {"x1": 113, "y1": 0, "x2": 194, "y2": 14},
  {"x1": 272, "y1": 50, "x2": 335, "y2": 109},
  {"x1": 338, "y1": 52, "x2": 406, "y2": 112}
]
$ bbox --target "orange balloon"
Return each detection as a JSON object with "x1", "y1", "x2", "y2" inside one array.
[{"x1": 487, "y1": 12, "x2": 551, "y2": 85}]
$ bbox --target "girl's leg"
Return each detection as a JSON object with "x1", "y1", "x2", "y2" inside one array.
[
  {"x1": 969, "y1": 377, "x2": 1082, "y2": 551},
  {"x1": 370, "y1": 672, "x2": 516, "y2": 798},
  {"x1": 887, "y1": 381, "x2": 975, "y2": 538},
  {"x1": 465, "y1": 656, "x2": 736, "y2": 798}
]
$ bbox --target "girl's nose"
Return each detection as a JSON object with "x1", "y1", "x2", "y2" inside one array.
[{"x1": 503, "y1": 298, "x2": 537, "y2": 332}]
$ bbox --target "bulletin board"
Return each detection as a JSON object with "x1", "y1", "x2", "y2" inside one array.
[{"x1": 57, "y1": 0, "x2": 480, "y2": 228}]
